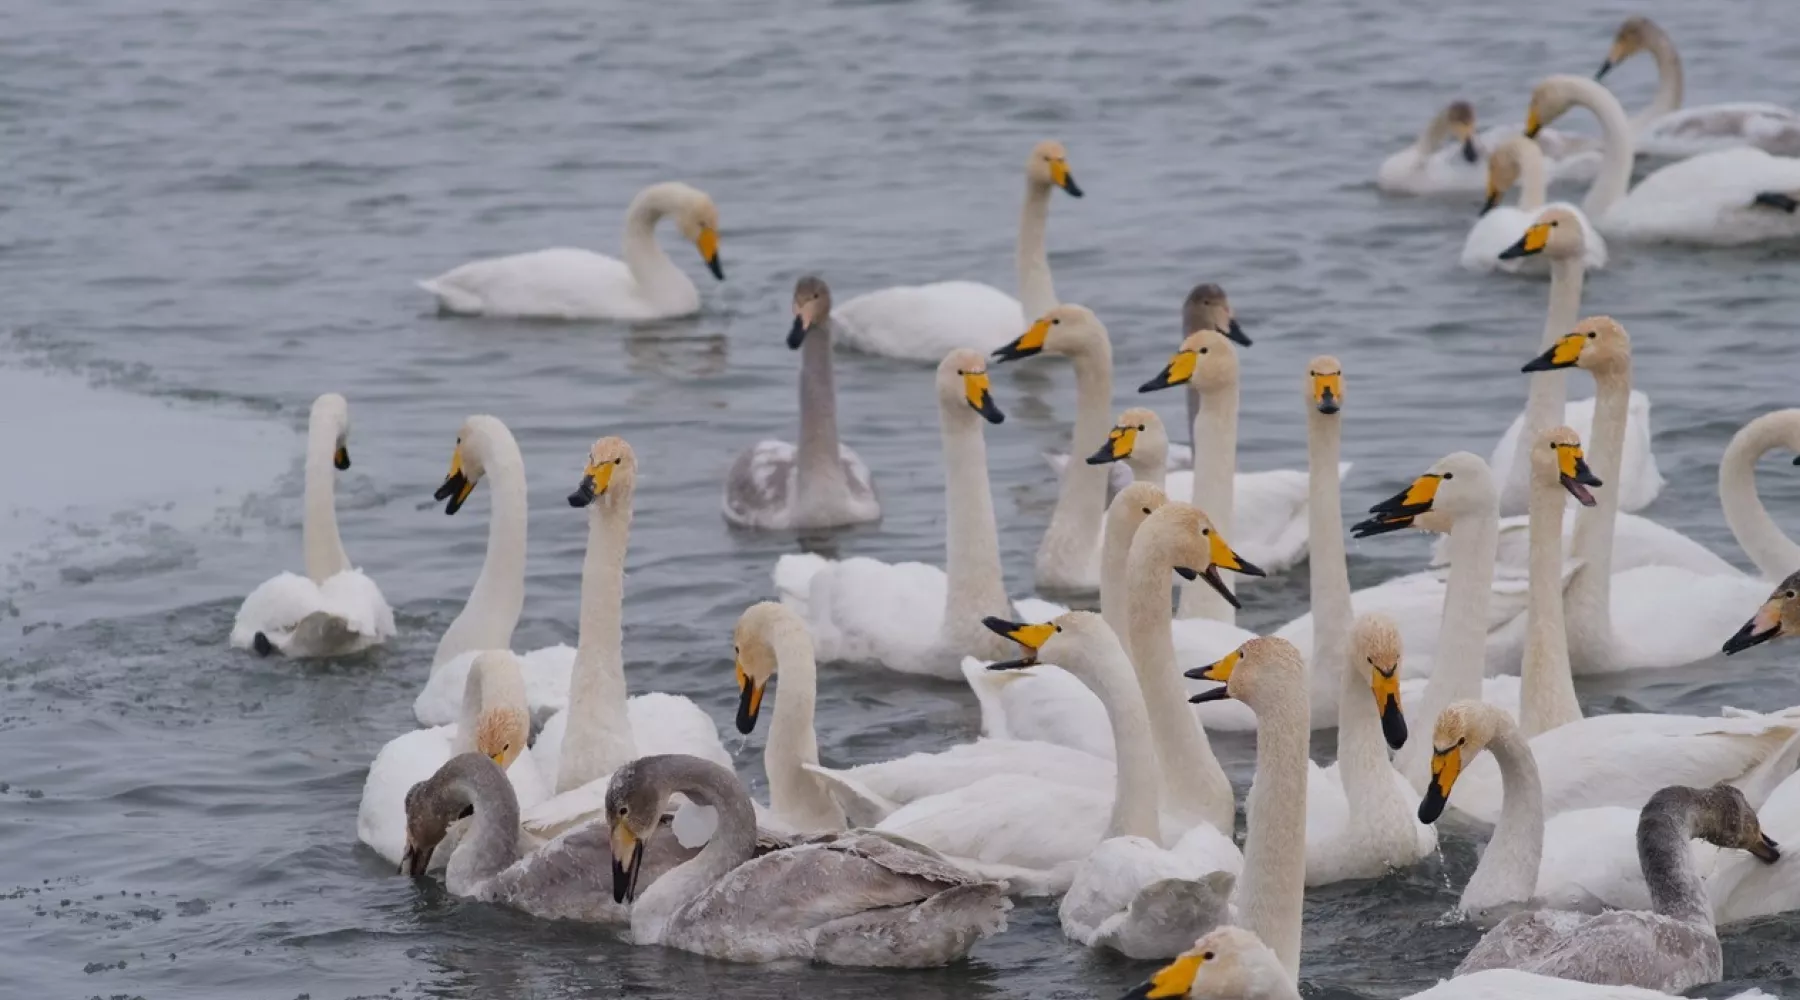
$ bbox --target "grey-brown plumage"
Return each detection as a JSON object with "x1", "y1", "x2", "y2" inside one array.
[{"x1": 1455, "y1": 784, "x2": 1780, "y2": 993}]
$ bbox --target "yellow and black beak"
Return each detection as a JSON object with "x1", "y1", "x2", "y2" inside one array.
[
  {"x1": 1352, "y1": 473, "x2": 1441, "y2": 538},
  {"x1": 962, "y1": 369, "x2": 1005, "y2": 424},
  {"x1": 433, "y1": 446, "x2": 477, "y2": 515},
  {"x1": 334, "y1": 443, "x2": 351, "y2": 471},
  {"x1": 981, "y1": 616, "x2": 1055, "y2": 671},
  {"x1": 1499, "y1": 219, "x2": 1551, "y2": 260},
  {"x1": 1185, "y1": 648, "x2": 1240, "y2": 703},
  {"x1": 1524, "y1": 104, "x2": 1543, "y2": 139},
  {"x1": 1523, "y1": 331, "x2": 1586, "y2": 372},
  {"x1": 1223, "y1": 317, "x2": 1251, "y2": 347},
  {"x1": 1139, "y1": 348, "x2": 1197, "y2": 393},
  {"x1": 610, "y1": 820, "x2": 646, "y2": 903},
  {"x1": 1557, "y1": 443, "x2": 1603, "y2": 508},
  {"x1": 1173, "y1": 529, "x2": 1265, "y2": 610},
  {"x1": 568, "y1": 459, "x2": 617, "y2": 508},
  {"x1": 1371, "y1": 660, "x2": 1407, "y2": 750},
  {"x1": 1049, "y1": 159, "x2": 1083, "y2": 198},
  {"x1": 993, "y1": 317, "x2": 1049, "y2": 363},
  {"x1": 1481, "y1": 184, "x2": 1501, "y2": 217},
  {"x1": 1311, "y1": 370, "x2": 1343, "y2": 416},
  {"x1": 735, "y1": 661, "x2": 767, "y2": 734},
  {"x1": 1724, "y1": 596, "x2": 1787, "y2": 656},
  {"x1": 697, "y1": 227, "x2": 723, "y2": 281},
  {"x1": 1116, "y1": 951, "x2": 1204, "y2": 1000},
  {"x1": 1086, "y1": 424, "x2": 1139, "y2": 465},
  {"x1": 1417, "y1": 743, "x2": 1463, "y2": 824}
]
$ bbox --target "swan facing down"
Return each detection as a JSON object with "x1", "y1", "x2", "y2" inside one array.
[
  {"x1": 833, "y1": 140, "x2": 1083, "y2": 361},
  {"x1": 232, "y1": 393, "x2": 395, "y2": 658},
  {"x1": 1463, "y1": 136, "x2": 1607, "y2": 274},
  {"x1": 418, "y1": 181, "x2": 724, "y2": 320},
  {"x1": 1596, "y1": 17, "x2": 1800, "y2": 160},
  {"x1": 605, "y1": 754, "x2": 1011, "y2": 966},
  {"x1": 722, "y1": 276, "x2": 880, "y2": 531},
  {"x1": 1376, "y1": 101, "x2": 1600, "y2": 196},
  {"x1": 1455, "y1": 784, "x2": 1780, "y2": 994}
]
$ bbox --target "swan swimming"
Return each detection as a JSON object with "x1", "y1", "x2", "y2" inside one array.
[
  {"x1": 1376, "y1": 100, "x2": 1601, "y2": 196},
  {"x1": 1595, "y1": 17, "x2": 1800, "y2": 160},
  {"x1": 231, "y1": 392, "x2": 395, "y2": 658},
  {"x1": 1462, "y1": 135, "x2": 1607, "y2": 274}
]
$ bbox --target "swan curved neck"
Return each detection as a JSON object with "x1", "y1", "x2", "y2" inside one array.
[
  {"x1": 558, "y1": 485, "x2": 638, "y2": 794},
  {"x1": 1568, "y1": 366, "x2": 1629, "y2": 672},
  {"x1": 433, "y1": 428, "x2": 528, "y2": 667},
  {"x1": 939, "y1": 408, "x2": 1013, "y2": 660},
  {"x1": 621, "y1": 185, "x2": 690, "y2": 300},
  {"x1": 1520, "y1": 464, "x2": 1581, "y2": 738},
  {"x1": 793, "y1": 321, "x2": 852, "y2": 522},
  {"x1": 1508, "y1": 259, "x2": 1584, "y2": 509},
  {"x1": 302, "y1": 415, "x2": 350, "y2": 584},
  {"x1": 634, "y1": 760, "x2": 760, "y2": 939},
  {"x1": 1238, "y1": 679, "x2": 1311, "y2": 982},
  {"x1": 1125, "y1": 522, "x2": 1235, "y2": 832},
  {"x1": 441, "y1": 758, "x2": 523, "y2": 888},
  {"x1": 1637, "y1": 795, "x2": 1714, "y2": 927},
  {"x1": 1016, "y1": 180, "x2": 1057, "y2": 320},
  {"x1": 765, "y1": 625, "x2": 844, "y2": 831},
  {"x1": 1516, "y1": 146, "x2": 1550, "y2": 213},
  {"x1": 1038, "y1": 346, "x2": 1115, "y2": 592},
  {"x1": 1461, "y1": 726, "x2": 1544, "y2": 912},
  {"x1": 1563, "y1": 78, "x2": 1638, "y2": 218},
  {"x1": 1638, "y1": 31, "x2": 1686, "y2": 125},
  {"x1": 1311, "y1": 411, "x2": 1351, "y2": 723},
  {"x1": 1180, "y1": 383, "x2": 1240, "y2": 621},
  {"x1": 1100, "y1": 506, "x2": 1141, "y2": 644},
  {"x1": 1719, "y1": 413, "x2": 1800, "y2": 579}
]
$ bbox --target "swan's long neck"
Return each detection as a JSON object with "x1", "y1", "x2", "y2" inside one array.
[
  {"x1": 1395, "y1": 498, "x2": 1498, "y2": 790},
  {"x1": 620, "y1": 186, "x2": 690, "y2": 302},
  {"x1": 764, "y1": 624, "x2": 845, "y2": 831},
  {"x1": 1040, "y1": 347, "x2": 1114, "y2": 591},
  {"x1": 1310, "y1": 410, "x2": 1351, "y2": 724},
  {"x1": 633, "y1": 760, "x2": 760, "y2": 942},
  {"x1": 1516, "y1": 144, "x2": 1551, "y2": 213},
  {"x1": 1637, "y1": 793, "x2": 1715, "y2": 928},
  {"x1": 793, "y1": 320, "x2": 852, "y2": 521},
  {"x1": 1128, "y1": 439, "x2": 1168, "y2": 492},
  {"x1": 1179, "y1": 382, "x2": 1239, "y2": 621},
  {"x1": 1565, "y1": 78, "x2": 1638, "y2": 219},
  {"x1": 1719, "y1": 412, "x2": 1800, "y2": 580},
  {"x1": 1100, "y1": 507, "x2": 1140, "y2": 646},
  {"x1": 938, "y1": 410, "x2": 1013, "y2": 658},
  {"x1": 1460, "y1": 725, "x2": 1545, "y2": 912},
  {"x1": 1519, "y1": 463, "x2": 1582, "y2": 739},
  {"x1": 1125, "y1": 523, "x2": 1235, "y2": 833},
  {"x1": 1637, "y1": 32, "x2": 1686, "y2": 127},
  {"x1": 301, "y1": 415, "x2": 350, "y2": 584},
  {"x1": 1568, "y1": 365, "x2": 1629, "y2": 672},
  {"x1": 1238, "y1": 681, "x2": 1311, "y2": 982},
  {"x1": 433, "y1": 429, "x2": 528, "y2": 667},
  {"x1": 441, "y1": 758, "x2": 522, "y2": 889},
  {"x1": 1508, "y1": 258, "x2": 1584, "y2": 506},
  {"x1": 557, "y1": 484, "x2": 638, "y2": 794},
  {"x1": 1081, "y1": 635, "x2": 1163, "y2": 841},
  {"x1": 1016, "y1": 180, "x2": 1057, "y2": 320}
]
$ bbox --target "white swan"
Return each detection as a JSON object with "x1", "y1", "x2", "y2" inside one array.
[
  {"x1": 1596, "y1": 17, "x2": 1800, "y2": 160},
  {"x1": 1377, "y1": 100, "x2": 1601, "y2": 196},
  {"x1": 358, "y1": 650, "x2": 547, "y2": 866},
  {"x1": 1529, "y1": 318, "x2": 1776, "y2": 673},
  {"x1": 775, "y1": 350, "x2": 1016, "y2": 678},
  {"x1": 605, "y1": 754, "x2": 1012, "y2": 966},
  {"x1": 1526, "y1": 75, "x2": 1800, "y2": 244},
  {"x1": 413, "y1": 415, "x2": 574, "y2": 726},
  {"x1": 1116, "y1": 924, "x2": 1780, "y2": 1000},
  {"x1": 1485, "y1": 208, "x2": 1661, "y2": 517},
  {"x1": 722, "y1": 276, "x2": 880, "y2": 531},
  {"x1": 231, "y1": 393, "x2": 395, "y2": 658},
  {"x1": 1462, "y1": 136, "x2": 1607, "y2": 274},
  {"x1": 518, "y1": 438, "x2": 729, "y2": 838},
  {"x1": 832, "y1": 141, "x2": 1082, "y2": 361},
  {"x1": 417, "y1": 181, "x2": 723, "y2": 320}
]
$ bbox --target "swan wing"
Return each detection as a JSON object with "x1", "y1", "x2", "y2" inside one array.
[
  {"x1": 1638, "y1": 103, "x2": 1800, "y2": 159},
  {"x1": 787, "y1": 556, "x2": 948, "y2": 672},
  {"x1": 1600, "y1": 566, "x2": 1771, "y2": 671},
  {"x1": 315, "y1": 569, "x2": 396, "y2": 642},
  {"x1": 1060, "y1": 833, "x2": 1238, "y2": 956},
  {"x1": 832, "y1": 281, "x2": 1025, "y2": 360},
  {"x1": 961, "y1": 656, "x2": 1114, "y2": 759},
  {"x1": 1610, "y1": 148, "x2": 1800, "y2": 244},
  {"x1": 876, "y1": 773, "x2": 1109, "y2": 870},
  {"x1": 231, "y1": 572, "x2": 326, "y2": 653},
  {"x1": 418, "y1": 248, "x2": 677, "y2": 320},
  {"x1": 722, "y1": 440, "x2": 797, "y2": 529}
]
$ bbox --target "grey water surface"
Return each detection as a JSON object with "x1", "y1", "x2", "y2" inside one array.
[{"x1": 3, "y1": 0, "x2": 1799, "y2": 997}]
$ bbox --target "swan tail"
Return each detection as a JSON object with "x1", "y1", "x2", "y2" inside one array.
[
  {"x1": 809, "y1": 881, "x2": 1011, "y2": 967},
  {"x1": 939, "y1": 856, "x2": 1076, "y2": 897},
  {"x1": 417, "y1": 277, "x2": 484, "y2": 314},
  {"x1": 1752, "y1": 192, "x2": 1798, "y2": 213},
  {"x1": 1089, "y1": 871, "x2": 1237, "y2": 959},
  {"x1": 801, "y1": 763, "x2": 900, "y2": 827}
]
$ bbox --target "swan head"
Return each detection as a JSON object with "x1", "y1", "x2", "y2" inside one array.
[
  {"x1": 994, "y1": 304, "x2": 1106, "y2": 363},
  {"x1": 1183, "y1": 284, "x2": 1251, "y2": 347},
  {"x1": 399, "y1": 754, "x2": 487, "y2": 878},
  {"x1": 569, "y1": 436, "x2": 636, "y2": 508},
  {"x1": 671, "y1": 190, "x2": 724, "y2": 281},
  {"x1": 1524, "y1": 75, "x2": 1595, "y2": 140},
  {"x1": 1648, "y1": 785, "x2": 1781, "y2": 864},
  {"x1": 1481, "y1": 136, "x2": 1536, "y2": 216},
  {"x1": 472, "y1": 702, "x2": 529, "y2": 771},
  {"x1": 603, "y1": 756, "x2": 677, "y2": 904},
  {"x1": 1725, "y1": 571, "x2": 1800, "y2": 655},
  {"x1": 434, "y1": 415, "x2": 508, "y2": 515},
  {"x1": 1437, "y1": 100, "x2": 1478, "y2": 163},
  {"x1": 1417, "y1": 700, "x2": 1512, "y2": 824},
  {"x1": 1117, "y1": 926, "x2": 1289, "y2": 1000},
  {"x1": 1184, "y1": 636, "x2": 1305, "y2": 714},
  {"x1": 1523, "y1": 314, "x2": 1630, "y2": 377},
  {"x1": 1353, "y1": 614, "x2": 1408, "y2": 750},
  {"x1": 1533, "y1": 426, "x2": 1603, "y2": 507},
  {"x1": 1352, "y1": 452, "x2": 1494, "y2": 538},
  {"x1": 731, "y1": 601, "x2": 806, "y2": 734},
  {"x1": 1026, "y1": 140, "x2": 1083, "y2": 197},
  {"x1": 1497, "y1": 205, "x2": 1584, "y2": 261},
  {"x1": 311, "y1": 393, "x2": 352, "y2": 470},
  {"x1": 980, "y1": 610, "x2": 1123, "y2": 677},
  {"x1": 1307, "y1": 356, "x2": 1342, "y2": 416},
  {"x1": 1140, "y1": 503, "x2": 1265, "y2": 610},
  {"x1": 1088, "y1": 407, "x2": 1165, "y2": 466},
  {"x1": 788, "y1": 275, "x2": 832, "y2": 349},
  {"x1": 1139, "y1": 328, "x2": 1238, "y2": 395},
  {"x1": 939, "y1": 349, "x2": 1005, "y2": 425},
  {"x1": 1597, "y1": 17, "x2": 1663, "y2": 80},
  {"x1": 1106, "y1": 481, "x2": 1169, "y2": 541}
]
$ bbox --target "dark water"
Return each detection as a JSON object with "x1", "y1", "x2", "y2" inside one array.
[{"x1": 4, "y1": 0, "x2": 1799, "y2": 997}]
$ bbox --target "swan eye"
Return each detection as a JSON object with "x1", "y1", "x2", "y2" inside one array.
[
  {"x1": 1443, "y1": 472, "x2": 1454, "y2": 480},
  {"x1": 1456, "y1": 737, "x2": 1467, "y2": 747},
  {"x1": 619, "y1": 805, "x2": 629, "y2": 817},
  {"x1": 1137, "y1": 424, "x2": 1146, "y2": 431},
  {"x1": 1786, "y1": 591, "x2": 1796, "y2": 599},
  {"x1": 1051, "y1": 318, "x2": 1061, "y2": 325},
  {"x1": 1199, "y1": 348, "x2": 1209, "y2": 355},
  {"x1": 1202, "y1": 951, "x2": 1214, "y2": 960},
  {"x1": 1587, "y1": 332, "x2": 1597, "y2": 339},
  {"x1": 1141, "y1": 506, "x2": 1152, "y2": 515},
  {"x1": 1054, "y1": 625, "x2": 1062, "y2": 633}
]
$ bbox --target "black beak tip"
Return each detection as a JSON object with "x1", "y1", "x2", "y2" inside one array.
[
  {"x1": 611, "y1": 860, "x2": 629, "y2": 904},
  {"x1": 1418, "y1": 787, "x2": 1448, "y2": 825},
  {"x1": 978, "y1": 398, "x2": 1006, "y2": 424},
  {"x1": 1200, "y1": 565, "x2": 1244, "y2": 610},
  {"x1": 1062, "y1": 178, "x2": 1084, "y2": 198},
  {"x1": 334, "y1": 450, "x2": 351, "y2": 471},
  {"x1": 1225, "y1": 319, "x2": 1252, "y2": 347},
  {"x1": 1596, "y1": 60, "x2": 1613, "y2": 80},
  {"x1": 1182, "y1": 664, "x2": 1208, "y2": 680},
  {"x1": 1498, "y1": 243, "x2": 1527, "y2": 261},
  {"x1": 980, "y1": 615, "x2": 1016, "y2": 635},
  {"x1": 1137, "y1": 373, "x2": 1173, "y2": 394},
  {"x1": 1188, "y1": 686, "x2": 1230, "y2": 704},
  {"x1": 1723, "y1": 622, "x2": 1773, "y2": 656},
  {"x1": 735, "y1": 713, "x2": 756, "y2": 735},
  {"x1": 1173, "y1": 565, "x2": 1199, "y2": 582},
  {"x1": 1461, "y1": 138, "x2": 1478, "y2": 164},
  {"x1": 986, "y1": 658, "x2": 1035, "y2": 671},
  {"x1": 1480, "y1": 195, "x2": 1499, "y2": 217},
  {"x1": 1317, "y1": 399, "x2": 1340, "y2": 415},
  {"x1": 787, "y1": 317, "x2": 807, "y2": 349},
  {"x1": 1381, "y1": 706, "x2": 1409, "y2": 751},
  {"x1": 707, "y1": 256, "x2": 725, "y2": 281},
  {"x1": 1791, "y1": 454, "x2": 1800, "y2": 466}
]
